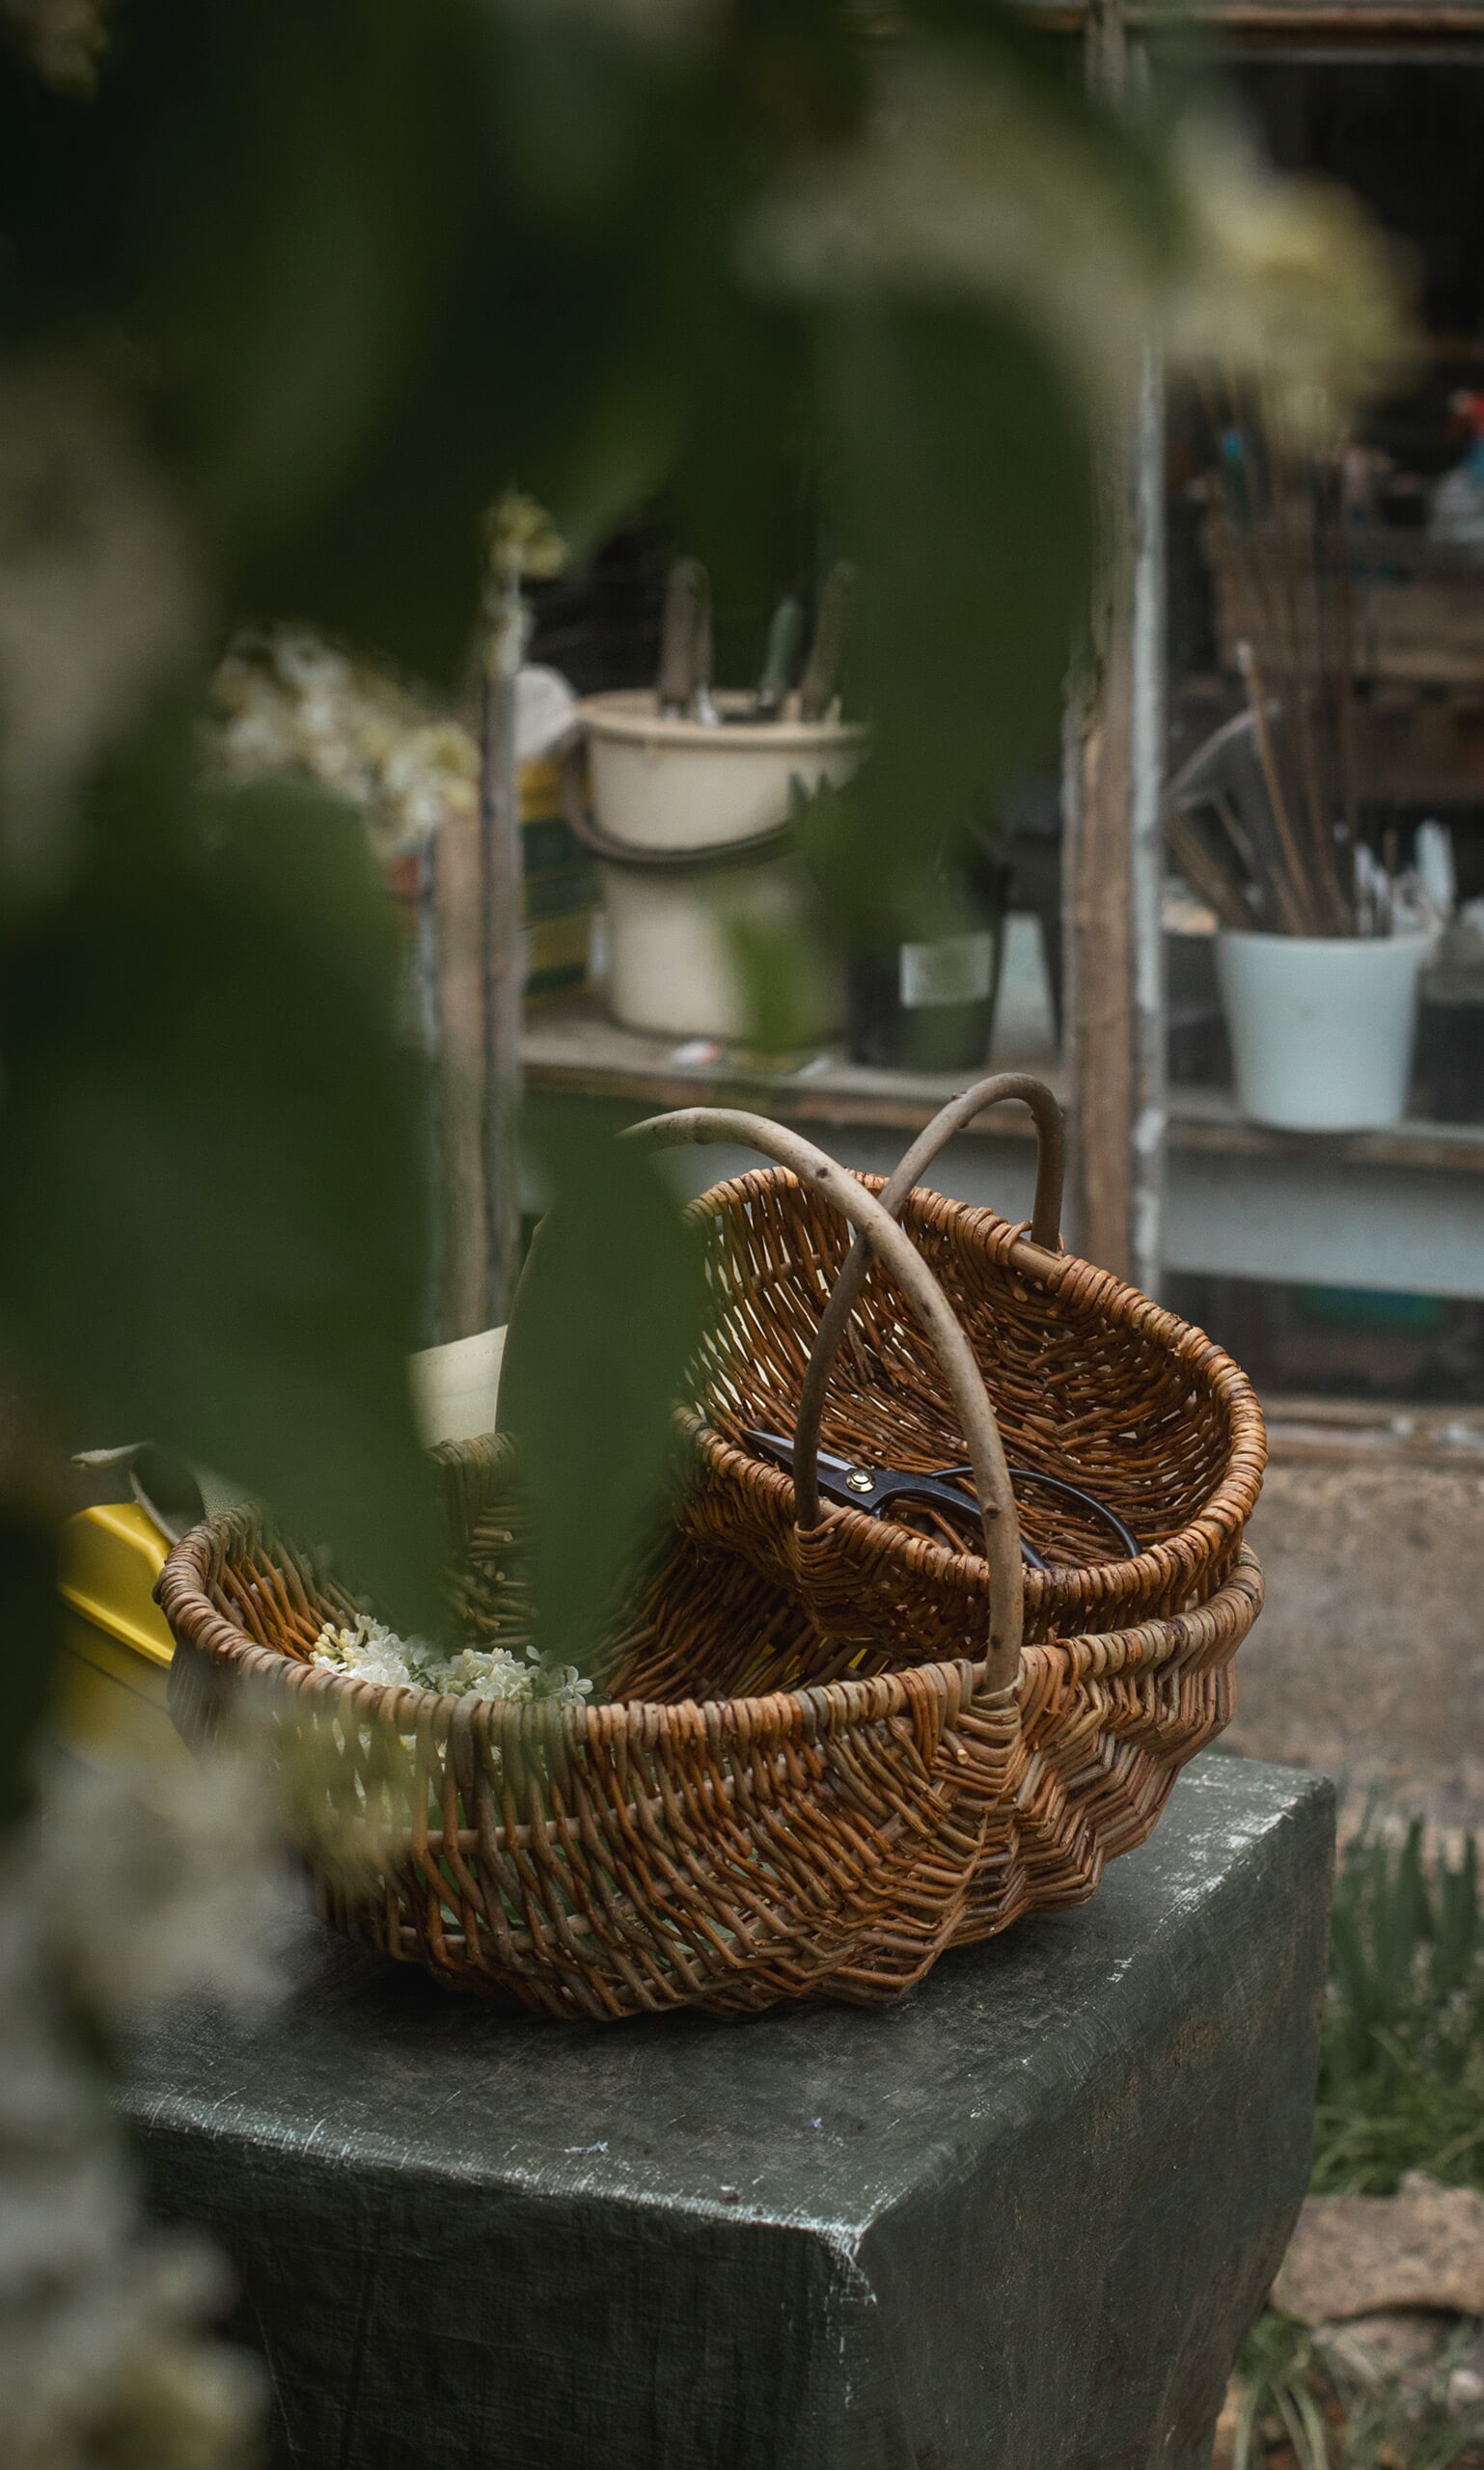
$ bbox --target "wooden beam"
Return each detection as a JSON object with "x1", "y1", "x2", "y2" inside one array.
[
  {"x1": 434, "y1": 783, "x2": 491, "y2": 1341},
  {"x1": 1063, "y1": 589, "x2": 1135, "y2": 1277},
  {"x1": 480, "y1": 658, "x2": 525, "y2": 1328},
  {"x1": 1061, "y1": 0, "x2": 1147, "y2": 1283},
  {"x1": 1019, "y1": 1, "x2": 1484, "y2": 30},
  {"x1": 1128, "y1": 350, "x2": 1168, "y2": 1298}
]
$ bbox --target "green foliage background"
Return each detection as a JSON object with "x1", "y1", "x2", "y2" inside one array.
[{"x1": 0, "y1": 0, "x2": 1183, "y2": 1799}]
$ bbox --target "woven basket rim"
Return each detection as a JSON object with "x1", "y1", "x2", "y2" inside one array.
[
  {"x1": 155, "y1": 1507, "x2": 1262, "y2": 1743},
  {"x1": 686, "y1": 1166, "x2": 1268, "y2": 1582}
]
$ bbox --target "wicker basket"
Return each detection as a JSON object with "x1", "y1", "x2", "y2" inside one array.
[
  {"x1": 156, "y1": 1107, "x2": 1265, "y2": 2021},
  {"x1": 656, "y1": 1076, "x2": 1266, "y2": 1661}
]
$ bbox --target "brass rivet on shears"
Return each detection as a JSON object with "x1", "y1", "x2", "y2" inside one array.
[{"x1": 844, "y1": 1466, "x2": 875, "y2": 1495}]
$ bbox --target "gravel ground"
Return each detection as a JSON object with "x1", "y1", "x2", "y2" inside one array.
[{"x1": 1227, "y1": 1461, "x2": 1484, "y2": 1833}]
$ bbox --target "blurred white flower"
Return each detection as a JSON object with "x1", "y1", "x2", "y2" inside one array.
[
  {"x1": 0, "y1": 0, "x2": 110, "y2": 92},
  {"x1": 0, "y1": 364, "x2": 199, "y2": 890},
  {"x1": 1167, "y1": 116, "x2": 1418, "y2": 443},
  {"x1": 43, "y1": 1735, "x2": 292, "y2": 2018},
  {"x1": 746, "y1": 42, "x2": 1170, "y2": 373},
  {"x1": 0, "y1": 1734, "x2": 282, "y2": 2469},
  {"x1": 313, "y1": 1609, "x2": 592, "y2": 1706},
  {"x1": 746, "y1": 40, "x2": 1415, "y2": 433},
  {"x1": 209, "y1": 626, "x2": 478, "y2": 860}
]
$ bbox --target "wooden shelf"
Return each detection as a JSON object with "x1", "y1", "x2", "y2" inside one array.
[
  {"x1": 523, "y1": 993, "x2": 1484, "y2": 1178},
  {"x1": 1017, "y1": 0, "x2": 1484, "y2": 32},
  {"x1": 1264, "y1": 1394, "x2": 1484, "y2": 1466}
]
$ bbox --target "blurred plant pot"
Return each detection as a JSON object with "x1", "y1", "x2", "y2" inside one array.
[
  {"x1": 1415, "y1": 924, "x2": 1484, "y2": 1124},
  {"x1": 597, "y1": 845, "x2": 840, "y2": 1045},
  {"x1": 1166, "y1": 916, "x2": 1232, "y2": 1089},
  {"x1": 845, "y1": 853, "x2": 1012, "y2": 1073},
  {"x1": 1215, "y1": 927, "x2": 1435, "y2": 1132},
  {"x1": 568, "y1": 691, "x2": 866, "y2": 1041}
]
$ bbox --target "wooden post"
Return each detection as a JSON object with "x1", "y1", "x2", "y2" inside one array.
[
  {"x1": 1129, "y1": 346, "x2": 1168, "y2": 1297},
  {"x1": 1062, "y1": 553, "x2": 1134, "y2": 1277},
  {"x1": 1062, "y1": 0, "x2": 1167, "y2": 1290},
  {"x1": 433, "y1": 495, "x2": 564, "y2": 1339},
  {"x1": 480, "y1": 581, "x2": 528, "y2": 1330},
  {"x1": 429, "y1": 588, "x2": 526, "y2": 1343},
  {"x1": 433, "y1": 780, "x2": 491, "y2": 1340}
]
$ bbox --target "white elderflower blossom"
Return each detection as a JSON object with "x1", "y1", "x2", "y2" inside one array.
[
  {"x1": 0, "y1": 0, "x2": 111, "y2": 92},
  {"x1": 44, "y1": 1736, "x2": 292, "y2": 2017},
  {"x1": 312, "y1": 1610, "x2": 592, "y2": 1707},
  {"x1": 746, "y1": 41, "x2": 1415, "y2": 433},
  {"x1": 0, "y1": 364, "x2": 200, "y2": 889},
  {"x1": 746, "y1": 42, "x2": 1169, "y2": 372},
  {"x1": 1167, "y1": 115, "x2": 1418, "y2": 443},
  {"x1": 208, "y1": 626, "x2": 478, "y2": 861},
  {"x1": 0, "y1": 1735, "x2": 284, "y2": 2470}
]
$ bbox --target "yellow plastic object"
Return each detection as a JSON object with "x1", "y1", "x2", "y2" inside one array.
[{"x1": 57, "y1": 1500, "x2": 184, "y2": 1765}]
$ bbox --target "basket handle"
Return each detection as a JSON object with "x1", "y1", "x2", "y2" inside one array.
[
  {"x1": 627, "y1": 1106, "x2": 1024, "y2": 1687},
  {"x1": 793, "y1": 1075, "x2": 1063, "y2": 1539}
]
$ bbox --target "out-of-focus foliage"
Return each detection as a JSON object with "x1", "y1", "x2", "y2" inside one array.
[
  {"x1": 0, "y1": 1725, "x2": 286, "y2": 2470},
  {"x1": 0, "y1": 744, "x2": 443, "y2": 1625},
  {"x1": 0, "y1": 0, "x2": 1415, "y2": 1724},
  {"x1": 1314, "y1": 1817, "x2": 1484, "y2": 2197},
  {"x1": 0, "y1": 0, "x2": 1080, "y2": 1732},
  {"x1": 498, "y1": 1100, "x2": 710, "y2": 1671},
  {"x1": 209, "y1": 629, "x2": 478, "y2": 862},
  {"x1": 1233, "y1": 1813, "x2": 1484, "y2": 2469},
  {"x1": 0, "y1": 8, "x2": 1420, "y2": 2461}
]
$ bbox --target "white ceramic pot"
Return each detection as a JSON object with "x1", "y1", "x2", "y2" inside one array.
[
  {"x1": 1215, "y1": 927, "x2": 1436, "y2": 1132},
  {"x1": 574, "y1": 691, "x2": 866, "y2": 1042},
  {"x1": 599, "y1": 854, "x2": 841, "y2": 1043},
  {"x1": 579, "y1": 690, "x2": 867, "y2": 855}
]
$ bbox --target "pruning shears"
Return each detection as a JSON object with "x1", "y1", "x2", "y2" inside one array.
[{"x1": 742, "y1": 1429, "x2": 1140, "y2": 1572}]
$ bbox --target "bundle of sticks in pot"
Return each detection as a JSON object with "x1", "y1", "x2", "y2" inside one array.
[{"x1": 1169, "y1": 410, "x2": 1374, "y2": 937}]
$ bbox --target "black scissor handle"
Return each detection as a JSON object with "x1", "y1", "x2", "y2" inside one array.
[
  {"x1": 936, "y1": 1462, "x2": 1140, "y2": 1563},
  {"x1": 743, "y1": 1430, "x2": 1049, "y2": 1568},
  {"x1": 840, "y1": 1468, "x2": 1046, "y2": 1572},
  {"x1": 741, "y1": 1428, "x2": 1137, "y2": 1571}
]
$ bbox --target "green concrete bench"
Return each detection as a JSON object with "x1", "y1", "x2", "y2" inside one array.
[{"x1": 123, "y1": 1753, "x2": 1333, "y2": 2470}]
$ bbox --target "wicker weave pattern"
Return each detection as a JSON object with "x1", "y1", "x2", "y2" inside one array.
[
  {"x1": 158, "y1": 1458, "x2": 1262, "y2": 2020},
  {"x1": 682, "y1": 1169, "x2": 1265, "y2": 1655},
  {"x1": 154, "y1": 1097, "x2": 1267, "y2": 2023}
]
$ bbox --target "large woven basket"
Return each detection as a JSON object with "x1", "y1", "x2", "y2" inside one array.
[
  {"x1": 156, "y1": 1107, "x2": 1265, "y2": 2021},
  {"x1": 664, "y1": 1075, "x2": 1266, "y2": 1660}
]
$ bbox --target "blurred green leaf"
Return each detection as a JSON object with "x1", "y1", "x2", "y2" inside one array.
[
  {"x1": 498, "y1": 1102, "x2": 709, "y2": 1672},
  {"x1": 0, "y1": 1505, "x2": 59, "y2": 1827},
  {"x1": 1314, "y1": 1809, "x2": 1484, "y2": 2195},
  {"x1": 815, "y1": 298, "x2": 1091, "y2": 934},
  {"x1": 0, "y1": 718, "x2": 441, "y2": 1629}
]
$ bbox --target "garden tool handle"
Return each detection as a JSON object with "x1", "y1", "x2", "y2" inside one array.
[
  {"x1": 627, "y1": 1106, "x2": 1024, "y2": 1687},
  {"x1": 793, "y1": 1075, "x2": 1063, "y2": 1542}
]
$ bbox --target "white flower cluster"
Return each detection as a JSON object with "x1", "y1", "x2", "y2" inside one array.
[
  {"x1": 0, "y1": 361, "x2": 199, "y2": 891},
  {"x1": 48, "y1": 1736, "x2": 290, "y2": 2017},
  {"x1": 0, "y1": 0, "x2": 111, "y2": 93},
  {"x1": 0, "y1": 1737, "x2": 289, "y2": 2470},
  {"x1": 208, "y1": 626, "x2": 478, "y2": 860},
  {"x1": 746, "y1": 41, "x2": 1416, "y2": 440},
  {"x1": 312, "y1": 1611, "x2": 593, "y2": 1709}
]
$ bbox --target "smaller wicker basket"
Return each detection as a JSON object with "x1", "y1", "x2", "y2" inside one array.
[
  {"x1": 656, "y1": 1076, "x2": 1266, "y2": 1662},
  {"x1": 156, "y1": 1108, "x2": 1265, "y2": 2021}
]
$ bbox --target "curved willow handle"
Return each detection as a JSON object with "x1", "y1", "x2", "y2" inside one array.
[
  {"x1": 793, "y1": 1076, "x2": 1063, "y2": 1540},
  {"x1": 627, "y1": 1105, "x2": 1024, "y2": 1688}
]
